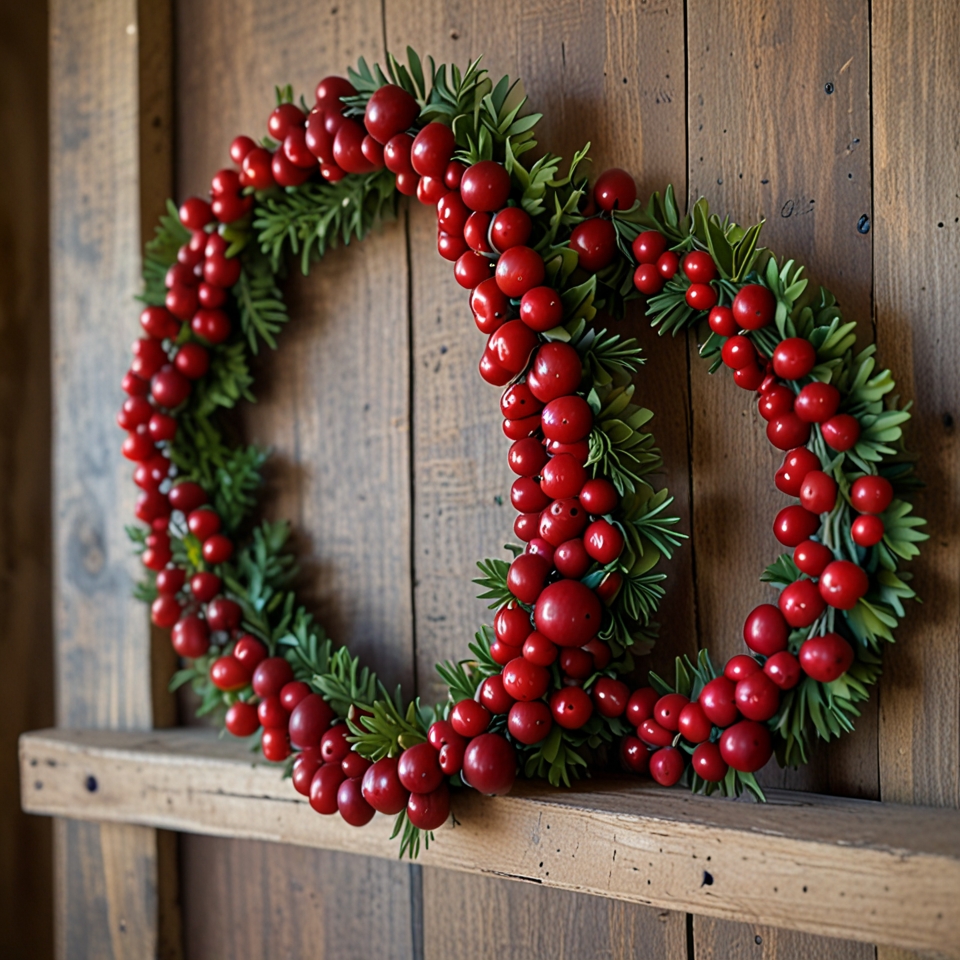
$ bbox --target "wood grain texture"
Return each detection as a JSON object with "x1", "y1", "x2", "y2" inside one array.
[
  {"x1": 0, "y1": 2, "x2": 54, "y2": 957},
  {"x1": 21, "y1": 727, "x2": 960, "y2": 957},
  {"x1": 50, "y1": 0, "x2": 177, "y2": 955},
  {"x1": 173, "y1": 3, "x2": 419, "y2": 957},
  {"x1": 686, "y1": 0, "x2": 876, "y2": 801},
  {"x1": 694, "y1": 916, "x2": 872, "y2": 960},
  {"x1": 873, "y1": 6, "x2": 960, "y2": 956},
  {"x1": 385, "y1": 1, "x2": 690, "y2": 957}
]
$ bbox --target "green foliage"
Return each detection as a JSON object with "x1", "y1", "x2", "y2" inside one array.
[
  {"x1": 139, "y1": 199, "x2": 191, "y2": 306},
  {"x1": 474, "y1": 557, "x2": 516, "y2": 609},
  {"x1": 233, "y1": 248, "x2": 290, "y2": 353}
]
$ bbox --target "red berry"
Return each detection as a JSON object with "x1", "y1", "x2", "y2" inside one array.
[
  {"x1": 361, "y1": 135, "x2": 384, "y2": 167},
  {"x1": 507, "y1": 700, "x2": 553, "y2": 745},
  {"x1": 758, "y1": 384, "x2": 795, "y2": 422},
  {"x1": 320, "y1": 726, "x2": 352, "y2": 765},
  {"x1": 363, "y1": 85, "x2": 418, "y2": 144},
  {"x1": 140, "y1": 305, "x2": 180, "y2": 340},
  {"x1": 411, "y1": 122, "x2": 455, "y2": 178},
  {"x1": 734, "y1": 363, "x2": 766, "y2": 391},
  {"x1": 450, "y1": 699, "x2": 491, "y2": 738},
  {"x1": 174, "y1": 343, "x2": 209, "y2": 380},
  {"x1": 460, "y1": 161, "x2": 511, "y2": 212},
  {"x1": 721, "y1": 335, "x2": 757, "y2": 370},
  {"x1": 698, "y1": 677, "x2": 739, "y2": 727},
  {"x1": 337, "y1": 777, "x2": 375, "y2": 826},
  {"x1": 522, "y1": 631, "x2": 557, "y2": 667},
  {"x1": 724, "y1": 654, "x2": 760, "y2": 683},
  {"x1": 766, "y1": 412, "x2": 811, "y2": 451},
  {"x1": 677, "y1": 702, "x2": 713, "y2": 744},
  {"x1": 361, "y1": 757, "x2": 409, "y2": 815},
  {"x1": 540, "y1": 454, "x2": 587, "y2": 500},
  {"x1": 383, "y1": 132, "x2": 414, "y2": 173},
  {"x1": 800, "y1": 633, "x2": 855, "y2": 683},
  {"x1": 206, "y1": 596, "x2": 241, "y2": 632},
  {"x1": 685, "y1": 283, "x2": 718, "y2": 312},
  {"x1": 779, "y1": 578, "x2": 827, "y2": 627},
  {"x1": 682, "y1": 250, "x2": 717, "y2": 283},
  {"x1": 638, "y1": 718, "x2": 673, "y2": 747},
  {"x1": 620, "y1": 736, "x2": 651, "y2": 773},
  {"x1": 203, "y1": 254, "x2": 241, "y2": 288},
  {"x1": 155, "y1": 567, "x2": 185, "y2": 596},
  {"x1": 633, "y1": 263, "x2": 663, "y2": 296},
  {"x1": 735, "y1": 671, "x2": 780, "y2": 721},
  {"x1": 584, "y1": 638, "x2": 611, "y2": 670},
  {"x1": 121, "y1": 371, "x2": 149, "y2": 396},
  {"x1": 494, "y1": 602, "x2": 533, "y2": 648},
  {"x1": 279, "y1": 681, "x2": 311, "y2": 712},
  {"x1": 541, "y1": 397, "x2": 592, "y2": 445},
  {"x1": 251, "y1": 657, "x2": 294, "y2": 698},
  {"x1": 818, "y1": 560, "x2": 869, "y2": 609},
  {"x1": 462, "y1": 733, "x2": 516, "y2": 796},
  {"x1": 559, "y1": 647, "x2": 593, "y2": 679},
  {"x1": 625, "y1": 687, "x2": 659, "y2": 727},
  {"x1": 406, "y1": 783, "x2": 450, "y2": 830},
  {"x1": 315, "y1": 75, "x2": 356, "y2": 108},
  {"x1": 241, "y1": 147, "x2": 275, "y2": 190},
  {"x1": 289, "y1": 694, "x2": 335, "y2": 749},
  {"x1": 292, "y1": 752, "x2": 320, "y2": 796},
  {"x1": 436, "y1": 734, "x2": 466, "y2": 773},
  {"x1": 490, "y1": 207, "x2": 532, "y2": 252},
  {"x1": 151, "y1": 365, "x2": 190, "y2": 408},
  {"x1": 229, "y1": 135, "x2": 256, "y2": 165},
  {"x1": 309, "y1": 763, "x2": 345, "y2": 814},
  {"x1": 764, "y1": 651, "x2": 802, "y2": 690},
  {"x1": 187, "y1": 508, "x2": 220, "y2": 541},
  {"x1": 691, "y1": 741, "x2": 729, "y2": 782},
  {"x1": 511, "y1": 476, "x2": 550, "y2": 514},
  {"x1": 191, "y1": 308, "x2": 231, "y2": 345},
  {"x1": 850, "y1": 475, "x2": 894, "y2": 514},
  {"x1": 488, "y1": 319, "x2": 538, "y2": 373},
  {"x1": 171, "y1": 616, "x2": 209, "y2": 658},
  {"x1": 151, "y1": 595, "x2": 181, "y2": 628},
  {"x1": 488, "y1": 640, "x2": 515, "y2": 666},
  {"x1": 649, "y1": 747, "x2": 685, "y2": 786},
  {"x1": 519, "y1": 286, "x2": 563, "y2": 332},
  {"x1": 437, "y1": 191, "x2": 469, "y2": 236},
  {"x1": 732, "y1": 284, "x2": 776, "y2": 330},
  {"x1": 569, "y1": 218, "x2": 617, "y2": 272},
  {"x1": 708, "y1": 305, "x2": 738, "y2": 337},
  {"x1": 549, "y1": 686, "x2": 593, "y2": 729},
  {"x1": 527, "y1": 342, "x2": 583, "y2": 403},
  {"x1": 582, "y1": 518, "x2": 623, "y2": 563},
  {"x1": 471, "y1": 277, "x2": 511, "y2": 334},
  {"x1": 502, "y1": 657, "x2": 550, "y2": 702},
  {"x1": 657, "y1": 250, "x2": 679, "y2": 278},
  {"x1": 257, "y1": 695, "x2": 289, "y2": 730},
  {"x1": 793, "y1": 539, "x2": 833, "y2": 577},
  {"x1": 508, "y1": 437, "x2": 549, "y2": 477},
  {"x1": 578, "y1": 479, "x2": 618, "y2": 516},
  {"x1": 478, "y1": 675, "x2": 514, "y2": 715},
  {"x1": 772, "y1": 338, "x2": 817, "y2": 381},
  {"x1": 398, "y1": 742, "x2": 444, "y2": 794},
  {"x1": 795, "y1": 382, "x2": 841, "y2": 423},
  {"x1": 593, "y1": 168, "x2": 636, "y2": 212},
  {"x1": 444, "y1": 161, "x2": 465, "y2": 189},
  {"x1": 653, "y1": 693, "x2": 689, "y2": 732},
  {"x1": 539, "y1": 497, "x2": 590, "y2": 548},
  {"x1": 720, "y1": 721, "x2": 772, "y2": 773},
  {"x1": 800, "y1": 470, "x2": 838, "y2": 515},
  {"x1": 225, "y1": 701, "x2": 259, "y2": 738},
  {"x1": 495, "y1": 246, "x2": 545, "y2": 298},
  {"x1": 464, "y1": 211, "x2": 492, "y2": 253},
  {"x1": 773, "y1": 504, "x2": 821, "y2": 547},
  {"x1": 775, "y1": 447, "x2": 822, "y2": 497},
  {"x1": 233, "y1": 635, "x2": 267, "y2": 672},
  {"x1": 592, "y1": 678, "x2": 629, "y2": 718},
  {"x1": 501, "y1": 383, "x2": 543, "y2": 420},
  {"x1": 632, "y1": 230, "x2": 667, "y2": 264},
  {"x1": 821, "y1": 414, "x2": 861, "y2": 451},
  {"x1": 853, "y1": 513, "x2": 885, "y2": 546}
]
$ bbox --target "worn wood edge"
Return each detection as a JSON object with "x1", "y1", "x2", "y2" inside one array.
[{"x1": 19, "y1": 727, "x2": 960, "y2": 956}]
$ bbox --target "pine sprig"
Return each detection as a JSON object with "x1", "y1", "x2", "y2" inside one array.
[
  {"x1": 138, "y1": 199, "x2": 191, "y2": 306},
  {"x1": 233, "y1": 248, "x2": 290, "y2": 353},
  {"x1": 474, "y1": 557, "x2": 515, "y2": 609}
]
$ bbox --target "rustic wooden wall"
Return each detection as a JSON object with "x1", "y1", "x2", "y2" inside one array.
[
  {"x1": 44, "y1": 0, "x2": 959, "y2": 957},
  {"x1": 0, "y1": 2, "x2": 53, "y2": 957}
]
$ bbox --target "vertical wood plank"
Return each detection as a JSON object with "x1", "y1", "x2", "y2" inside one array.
[
  {"x1": 386, "y1": 2, "x2": 691, "y2": 957},
  {"x1": 694, "y1": 916, "x2": 873, "y2": 960},
  {"x1": 173, "y1": 3, "x2": 419, "y2": 958},
  {"x1": 872, "y1": 2, "x2": 960, "y2": 955},
  {"x1": 685, "y1": 1, "x2": 876, "y2": 957},
  {"x1": 51, "y1": 0, "x2": 176, "y2": 956},
  {"x1": 0, "y1": 4, "x2": 53, "y2": 956}
]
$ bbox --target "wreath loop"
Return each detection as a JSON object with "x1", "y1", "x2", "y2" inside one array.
[{"x1": 117, "y1": 49, "x2": 927, "y2": 857}]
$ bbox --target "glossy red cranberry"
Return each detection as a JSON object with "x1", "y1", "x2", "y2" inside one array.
[
  {"x1": 720, "y1": 720, "x2": 772, "y2": 773},
  {"x1": 620, "y1": 736, "x2": 651, "y2": 774},
  {"x1": 677, "y1": 702, "x2": 713, "y2": 744},
  {"x1": 794, "y1": 539, "x2": 833, "y2": 577},
  {"x1": 488, "y1": 319, "x2": 538, "y2": 373},
  {"x1": 707, "y1": 304, "x2": 738, "y2": 337},
  {"x1": 511, "y1": 476, "x2": 551, "y2": 513},
  {"x1": 309, "y1": 763, "x2": 345, "y2": 814},
  {"x1": 592, "y1": 678, "x2": 630, "y2": 718},
  {"x1": 732, "y1": 284, "x2": 776, "y2": 330},
  {"x1": 478, "y1": 674, "x2": 514, "y2": 715},
  {"x1": 779, "y1": 579, "x2": 827, "y2": 627},
  {"x1": 766, "y1": 412, "x2": 811, "y2": 451},
  {"x1": 593, "y1": 168, "x2": 636, "y2": 212},
  {"x1": 698, "y1": 677, "x2": 738, "y2": 727},
  {"x1": 444, "y1": 160, "x2": 465, "y2": 189},
  {"x1": 437, "y1": 191, "x2": 469, "y2": 235},
  {"x1": 521, "y1": 631, "x2": 557, "y2": 668},
  {"x1": 640, "y1": 718, "x2": 675, "y2": 748},
  {"x1": 800, "y1": 470, "x2": 838, "y2": 514},
  {"x1": 398, "y1": 741, "x2": 445, "y2": 795},
  {"x1": 550, "y1": 686, "x2": 593, "y2": 729},
  {"x1": 818, "y1": 560, "x2": 869, "y2": 609},
  {"x1": 508, "y1": 437, "x2": 549, "y2": 477},
  {"x1": 289, "y1": 694, "x2": 335, "y2": 749},
  {"x1": 540, "y1": 454, "x2": 587, "y2": 500},
  {"x1": 494, "y1": 602, "x2": 533, "y2": 647},
  {"x1": 539, "y1": 499, "x2": 589, "y2": 547},
  {"x1": 541, "y1": 396, "x2": 593, "y2": 443},
  {"x1": 685, "y1": 282, "x2": 718, "y2": 311},
  {"x1": 506, "y1": 700, "x2": 552, "y2": 745},
  {"x1": 735, "y1": 671, "x2": 780, "y2": 722},
  {"x1": 758, "y1": 384, "x2": 795, "y2": 422},
  {"x1": 552, "y1": 538, "x2": 591, "y2": 579},
  {"x1": 850, "y1": 475, "x2": 894, "y2": 514},
  {"x1": 691, "y1": 742, "x2": 728, "y2": 782},
  {"x1": 773, "y1": 504, "x2": 821, "y2": 547},
  {"x1": 450, "y1": 699, "x2": 492, "y2": 738},
  {"x1": 534, "y1": 580, "x2": 602, "y2": 647},
  {"x1": 279, "y1": 681, "x2": 311, "y2": 712},
  {"x1": 406, "y1": 783, "x2": 450, "y2": 830},
  {"x1": 151, "y1": 595, "x2": 181, "y2": 628},
  {"x1": 495, "y1": 246, "x2": 545, "y2": 298},
  {"x1": 242, "y1": 147, "x2": 275, "y2": 189},
  {"x1": 460, "y1": 161, "x2": 512, "y2": 212},
  {"x1": 794, "y1": 381, "x2": 841, "y2": 423},
  {"x1": 233, "y1": 635, "x2": 267, "y2": 672},
  {"x1": 363, "y1": 85, "x2": 419, "y2": 144},
  {"x1": 506, "y1": 552, "x2": 551, "y2": 604},
  {"x1": 155, "y1": 567, "x2": 185, "y2": 596},
  {"x1": 527, "y1": 342, "x2": 583, "y2": 403},
  {"x1": 632, "y1": 262, "x2": 663, "y2": 295},
  {"x1": 519, "y1": 286, "x2": 563, "y2": 332},
  {"x1": 773, "y1": 337, "x2": 817, "y2": 380},
  {"x1": 569, "y1": 218, "x2": 617, "y2": 271},
  {"x1": 151, "y1": 365, "x2": 190, "y2": 408},
  {"x1": 625, "y1": 687, "x2": 659, "y2": 727},
  {"x1": 462, "y1": 733, "x2": 516, "y2": 795},
  {"x1": 225, "y1": 701, "x2": 260, "y2": 738},
  {"x1": 320, "y1": 726, "x2": 352, "y2": 764},
  {"x1": 362, "y1": 757, "x2": 409, "y2": 815},
  {"x1": 558, "y1": 646, "x2": 592, "y2": 680},
  {"x1": 206, "y1": 596, "x2": 241, "y2": 632},
  {"x1": 632, "y1": 230, "x2": 667, "y2": 264},
  {"x1": 682, "y1": 250, "x2": 717, "y2": 283},
  {"x1": 578, "y1": 479, "x2": 618, "y2": 516},
  {"x1": 764, "y1": 651, "x2": 802, "y2": 690},
  {"x1": 410, "y1": 122, "x2": 455, "y2": 178},
  {"x1": 650, "y1": 747, "x2": 686, "y2": 786},
  {"x1": 657, "y1": 250, "x2": 679, "y2": 278},
  {"x1": 775, "y1": 446, "x2": 822, "y2": 496},
  {"x1": 584, "y1": 519, "x2": 624, "y2": 563},
  {"x1": 171, "y1": 616, "x2": 210, "y2": 659},
  {"x1": 799, "y1": 633, "x2": 855, "y2": 682},
  {"x1": 490, "y1": 206, "x2": 532, "y2": 252},
  {"x1": 251, "y1": 657, "x2": 294, "y2": 699},
  {"x1": 471, "y1": 277, "x2": 511, "y2": 334},
  {"x1": 463, "y1": 211, "x2": 492, "y2": 252},
  {"x1": 721, "y1": 335, "x2": 757, "y2": 370},
  {"x1": 821, "y1": 414, "x2": 861, "y2": 451}
]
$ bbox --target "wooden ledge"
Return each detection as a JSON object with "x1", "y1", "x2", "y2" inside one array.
[{"x1": 20, "y1": 727, "x2": 960, "y2": 957}]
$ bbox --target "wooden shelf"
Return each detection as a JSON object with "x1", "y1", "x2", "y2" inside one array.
[{"x1": 20, "y1": 727, "x2": 960, "y2": 956}]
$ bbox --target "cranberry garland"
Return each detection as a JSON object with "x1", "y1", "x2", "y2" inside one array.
[{"x1": 118, "y1": 49, "x2": 926, "y2": 854}]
